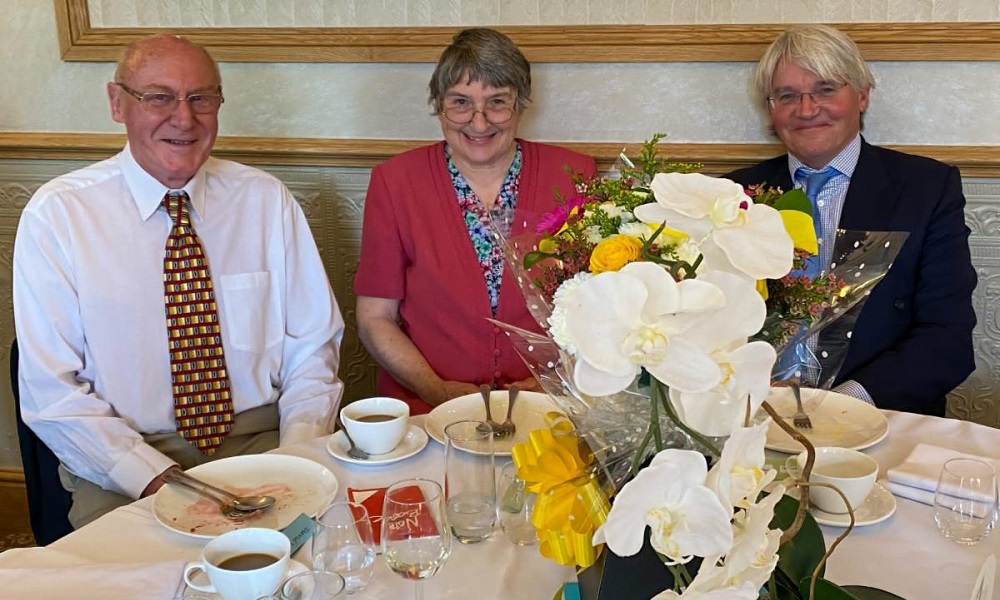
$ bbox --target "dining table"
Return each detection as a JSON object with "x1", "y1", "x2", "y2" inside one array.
[{"x1": 0, "y1": 410, "x2": 997, "y2": 600}]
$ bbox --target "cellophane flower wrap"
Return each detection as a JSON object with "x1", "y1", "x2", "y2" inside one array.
[{"x1": 491, "y1": 136, "x2": 906, "y2": 599}]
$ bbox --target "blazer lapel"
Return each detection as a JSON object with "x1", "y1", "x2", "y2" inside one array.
[{"x1": 838, "y1": 140, "x2": 899, "y2": 230}]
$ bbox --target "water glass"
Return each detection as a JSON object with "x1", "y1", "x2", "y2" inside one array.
[
  {"x1": 381, "y1": 479, "x2": 451, "y2": 600},
  {"x1": 312, "y1": 502, "x2": 376, "y2": 594},
  {"x1": 257, "y1": 570, "x2": 347, "y2": 599},
  {"x1": 497, "y1": 460, "x2": 538, "y2": 545},
  {"x1": 933, "y1": 458, "x2": 999, "y2": 545},
  {"x1": 444, "y1": 420, "x2": 496, "y2": 543}
]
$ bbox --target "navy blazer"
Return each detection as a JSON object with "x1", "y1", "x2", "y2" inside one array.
[{"x1": 726, "y1": 139, "x2": 977, "y2": 416}]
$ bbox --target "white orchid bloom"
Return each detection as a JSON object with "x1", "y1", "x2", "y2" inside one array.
[
  {"x1": 560, "y1": 262, "x2": 726, "y2": 396},
  {"x1": 665, "y1": 272, "x2": 776, "y2": 437},
  {"x1": 706, "y1": 421, "x2": 777, "y2": 510},
  {"x1": 651, "y1": 584, "x2": 761, "y2": 600},
  {"x1": 634, "y1": 172, "x2": 793, "y2": 280},
  {"x1": 593, "y1": 449, "x2": 733, "y2": 564},
  {"x1": 699, "y1": 490, "x2": 785, "y2": 593}
]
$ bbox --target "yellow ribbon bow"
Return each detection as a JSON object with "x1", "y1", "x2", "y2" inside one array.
[{"x1": 511, "y1": 416, "x2": 610, "y2": 569}]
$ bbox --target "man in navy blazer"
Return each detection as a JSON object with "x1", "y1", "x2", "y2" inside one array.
[{"x1": 726, "y1": 24, "x2": 976, "y2": 417}]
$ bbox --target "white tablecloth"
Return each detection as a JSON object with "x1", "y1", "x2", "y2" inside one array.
[{"x1": 1, "y1": 412, "x2": 997, "y2": 599}]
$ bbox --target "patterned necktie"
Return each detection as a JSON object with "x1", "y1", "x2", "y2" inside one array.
[
  {"x1": 794, "y1": 166, "x2": 838, "y2": 278},
  {"x1": 163, "y1": 191, "x2": 234, "y2": 453}
]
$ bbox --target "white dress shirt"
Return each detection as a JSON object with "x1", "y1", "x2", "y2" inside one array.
[
  {"x1": 13, "y1": 146, "x2": 346, "y2": 498},
  {"x1": 787, "y1": 135, "x2": 874, "y2": 405}
]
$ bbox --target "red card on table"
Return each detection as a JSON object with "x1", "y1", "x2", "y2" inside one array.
[{"x1": 348, "y1": 485, "x2": 439, "y2": 546}]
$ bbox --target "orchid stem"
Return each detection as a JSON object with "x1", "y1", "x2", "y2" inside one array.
[
  {"x1": 653, "y1": 381, "x2": 720, "y2": 458},
  {"x1": 650, "y1": 384, "x2": 664, "y2": 452}
]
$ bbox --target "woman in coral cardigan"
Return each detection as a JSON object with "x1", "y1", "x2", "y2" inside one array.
[{"x1": 355, "y1": 28, "x2": 596, "y2": 414}]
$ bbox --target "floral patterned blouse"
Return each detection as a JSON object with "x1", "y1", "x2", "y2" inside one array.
[{"x1": 446, "y1": 143, "x2": 523, "y2": 316}]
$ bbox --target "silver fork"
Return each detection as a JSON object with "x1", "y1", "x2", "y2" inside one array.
[
  {"x1": 495, "y1": 385, "x2": 519, "y2": 438},
  {"x1": 788, "y1": 377, "x2": 813, "y2": 429},
  {"x1": 479, "y1": 384, "x2": 502, "y2": 435}
]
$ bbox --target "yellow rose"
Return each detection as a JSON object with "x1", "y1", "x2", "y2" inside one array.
[{"x1": 590, "y1": 235, "x2": 645, "y2": 273}]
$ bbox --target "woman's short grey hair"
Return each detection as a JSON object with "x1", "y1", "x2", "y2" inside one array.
[
  {"x1": 428, "y1": 28, "x2": 531, "y2": 113},
  {"x1": 751, "y1": 24, "x2": 875, "y2": 109}
]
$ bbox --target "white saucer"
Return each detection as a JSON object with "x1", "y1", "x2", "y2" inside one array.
[
  {"x1": 183, "y1": 558, "x2": 308, "y2": 599},
  {"x1": 810, "y1": 482, "x2": 897, "y2": 528},
  {"x1": 326, "y1": 423, "x2": 428, "y2": 465}
]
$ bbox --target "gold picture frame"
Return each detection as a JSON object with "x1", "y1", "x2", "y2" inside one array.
[{"x1": 56, "y1": 0, "x2": 1000, "y2": 63}]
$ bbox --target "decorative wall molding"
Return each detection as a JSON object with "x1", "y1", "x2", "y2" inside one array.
[
  {"x1": 3, "y1": 132, "x2": 1000, "y2": 177},
  {"x1": 55, "y1": 0, "x2": 1000, "y2": 63}
]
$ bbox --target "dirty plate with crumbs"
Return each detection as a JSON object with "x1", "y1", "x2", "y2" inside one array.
[
  {"x1": 152, "y1": 454, "x2": 337, "y2": 538},
  {"x1": 760, "y1": 387, "x2": 889, "y2": 453}
]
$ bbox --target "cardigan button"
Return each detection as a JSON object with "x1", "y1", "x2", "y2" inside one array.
[
  {"x1": 493, "y1": 326, "x2": 501, "y2": 334},
  {"x1": 493, "y1": 348, "x2": 501, "y2": 356},
  {"x1": 893, "y1": 299, "x2": 906, "y2": 310}
]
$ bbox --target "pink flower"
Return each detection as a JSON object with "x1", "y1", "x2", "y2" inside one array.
[{"x1": 536, "y1": 195, "x2": 588, "y2": 235}]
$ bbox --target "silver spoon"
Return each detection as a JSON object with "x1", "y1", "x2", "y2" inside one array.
[
  {"x1": 336, "y1": 411, "x2": 370, "y2": 460},
  {"x1": 162, "y1": 467, "x2": 276, "y2": 514}
]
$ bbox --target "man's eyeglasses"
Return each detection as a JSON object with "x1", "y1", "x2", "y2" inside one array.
[
  {"x1": 441, "y1": 97, "x2": 517, "y2": 125},
  {"x1": 767, "y1": 83, "x2": 847, "y2": 108},
  {"x1": 115, "y1": 82, "x2": 224, "y2": 114}
]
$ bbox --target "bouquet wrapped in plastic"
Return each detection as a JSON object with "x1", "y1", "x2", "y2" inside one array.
[{"x1": 488, "y1": 137, "x2": 908, "y2": 599}]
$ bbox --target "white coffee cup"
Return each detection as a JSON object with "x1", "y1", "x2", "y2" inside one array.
[
  {"x1": 183, "y1": 527, "x2": 291, "y2": 600},
  {"x1": 787, "y1": 446, "x2": 878, "y2": 514},
  {"x1": 341, "y1": 397, "x2": 410, "y2": 455}
]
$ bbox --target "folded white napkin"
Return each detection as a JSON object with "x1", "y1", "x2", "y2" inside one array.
[
  {"x1": 886, "y1": 443, "x2": 1000, "y2": 506},
  {"x1": 0, "y1": 548, "x2": 186, "y2": 600}
]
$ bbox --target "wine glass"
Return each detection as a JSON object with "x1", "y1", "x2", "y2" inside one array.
[
  {"x1": 381, "y1": 479, "x2": 451, "y2": 600},
  {"x1": 312, "y1": 501, "x2": 377, "y2": 594}
]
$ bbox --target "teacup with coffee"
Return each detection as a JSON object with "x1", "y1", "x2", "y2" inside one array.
[
  {"x1": 787, "y1": 446, "x2": 878, "y2": 514},
  {"x1": 183, "y1": 527, "x2": 291, "y2": 600},
  {"x1": 341, "y1": 397, "x2": 410, "y2": 455}
]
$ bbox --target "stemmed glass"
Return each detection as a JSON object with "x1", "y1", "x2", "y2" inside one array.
[{"x1": 381, "y1": 479, "x2": 451, "y2": 600}]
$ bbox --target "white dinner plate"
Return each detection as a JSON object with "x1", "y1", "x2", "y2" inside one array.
[
  {"x1": 182, "y1": 558, "x2": 308, "y2": 599},
  {"x1": 809, "y1": 482, "x2": 897, "y2": 528},
  {"x1": 425, "y1": 390, "x2": 563, "y2": 455},
  {"x1": 761, "y1": 387, "x2": 889, "y2": 454},
  {"x1": 327, "y1": 423, "x2": 429, "y2": 466},
  {"x1": 153, "y1": 455, "x2": 338, "y2": 539}
]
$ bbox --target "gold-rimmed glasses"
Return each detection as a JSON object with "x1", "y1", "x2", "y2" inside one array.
[
  {"x1": 441, "y1": 97, "x2": 516, "y2": 125},
  {"x1": 114, "y1": 82, "x2": 224, "y2": 114},
  {"x1": 767, "y1": 82, "x2": 847, "y2": 109}
]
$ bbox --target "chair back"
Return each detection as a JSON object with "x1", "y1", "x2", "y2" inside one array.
[{"x1": 11, "y1": 338, "x2": 74, "y2": 545}]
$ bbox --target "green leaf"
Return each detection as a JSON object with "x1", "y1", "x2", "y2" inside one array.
[
  {"x1": 772, "y1": 495, "x2": 826, "y2": 585},
  {"x1": 772, "y1": 188, "x2": 812, "y2": 215},
  {"x1": 839, "y1": 585, "x2": 908, "y2": 600},
  {"x1": 523, "y1": 251, "x2": 551, "y2": 269},
  {"x1": 800, "y1": 577, "x2": 864, "y2": 599}
]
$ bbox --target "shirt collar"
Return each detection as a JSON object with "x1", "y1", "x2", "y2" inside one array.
[
  {"x1": 119, "y1": 144, "x2": 209, "y2": 222},
  {"x1": 787, "y1": 134, "x2": 861, "y2": 181}
]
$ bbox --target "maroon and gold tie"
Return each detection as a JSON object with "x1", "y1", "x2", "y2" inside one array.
[{"x1": 163, "y1": 191, "x2": 234, "y2": 453}]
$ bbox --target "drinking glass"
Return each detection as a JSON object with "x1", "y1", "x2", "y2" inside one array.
[
  {"x1": 444, "y1": 419, "x2": 496, "y2": 543},
  {"x1": 933, "y1": 458, "x2": 999, "y2": 545},
  {"x1": 312, "y1": 501, "x2": 376, "y2": 594},
  {"x1": 497, "y1": 460, "x2": 538, "y2": 545},
  {"x1": 257, "y1": 570, "x2": 347, "y2": 599},
  {"x1": 381, "y1": 479, "x2": 451, "y2": 600}
]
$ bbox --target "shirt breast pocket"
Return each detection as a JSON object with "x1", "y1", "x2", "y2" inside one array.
[{"x1": 219, "y1": 271, "x2": 282, "y2": 351}]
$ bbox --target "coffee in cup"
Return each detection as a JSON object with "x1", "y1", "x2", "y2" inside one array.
[
  {"x1": 183, "y1": 527, "x2": 291, "y2": 600},
  {"x1": 341, "y1": 397, "x2": 410, "y2": 455},
  {"x1": 787, "y1": 446, "x2": 878, "y2": 514}
]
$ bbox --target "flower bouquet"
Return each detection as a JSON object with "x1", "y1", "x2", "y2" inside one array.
[{"x1": 490, "y1": 136, "x2": 908, "y2": 599}]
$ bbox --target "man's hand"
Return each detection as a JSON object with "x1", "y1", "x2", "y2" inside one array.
[{"x1": 140, "y1": 465, "x2": 180, "y2": 498}]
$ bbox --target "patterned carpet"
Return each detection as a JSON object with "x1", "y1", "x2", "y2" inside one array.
[{"x1": 0, "y1": 531, "x2": 36, "y2": 552}]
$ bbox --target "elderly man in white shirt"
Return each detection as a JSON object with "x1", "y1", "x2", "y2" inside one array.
[{"x1": 12, "y1": 34, "x2": 345, "y2": 528}]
